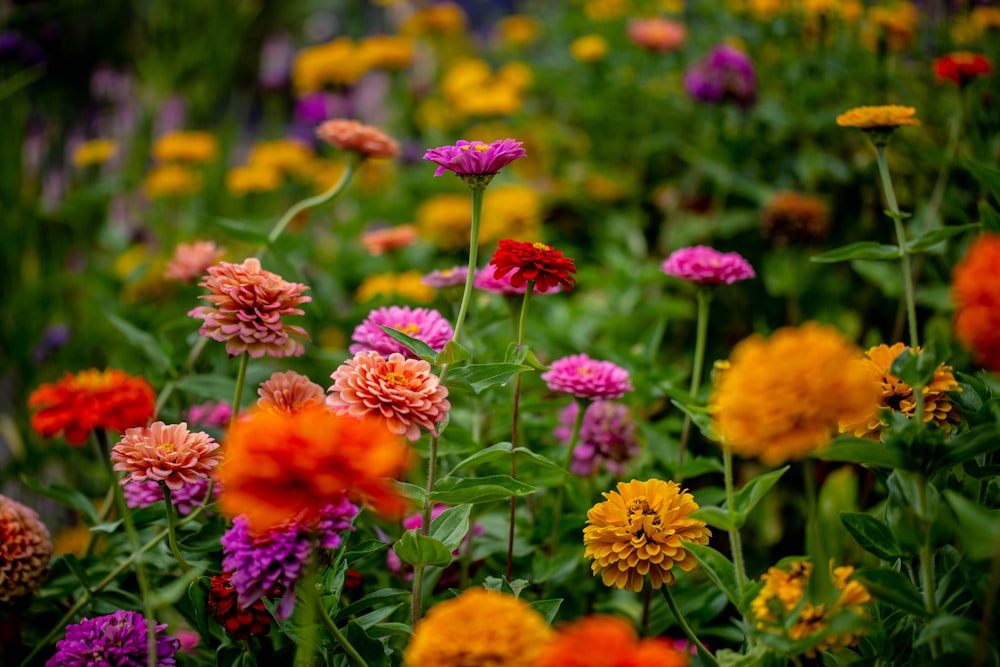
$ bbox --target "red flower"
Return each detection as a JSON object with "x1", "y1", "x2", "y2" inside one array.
[
  {"x1": 953, "y1": 233, "x2": 1000, "y2": 371},
  {"x1": 28, "y1": 369, "x2": 155, "y2": 445},
  {"x1": 207, "y1": 572, "x2": 277, "y2": 640},
  {"x1": 488, "y1": 240, "x2": 577, "y2": 293},
  {"x1": 934, "y1": 52, "x2": 992, "y2": 86}
]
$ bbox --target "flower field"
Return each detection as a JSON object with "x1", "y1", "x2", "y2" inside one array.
[{"x1": 2, "y1": 1, "x2": 1000, "y2": 666}]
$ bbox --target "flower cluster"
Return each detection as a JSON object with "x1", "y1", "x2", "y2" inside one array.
[
  {"x1": 555, "y1": 401, "x2": 640, "y2": 476},
  {"x1": 1, "y1": 494, "x2": 52, "y2": 604},
  {"x1": 542, "y1": 354, "x2": 633, "y2": 400},
  {"x1": 349, "y1": 306, "x2": 454, "y2": 358},
  {"x1": 661, "y1": 246, "x2": 756, "y2": 285},
  {"x1": 489, "y1": 240, "x2": 577, "y2": 293},
  {"x1": 111, "y1": 421, "x2": 221, "y2": 491},
  {"x1": 46, "y1": 610, "x2": 180, "y2": 667}
]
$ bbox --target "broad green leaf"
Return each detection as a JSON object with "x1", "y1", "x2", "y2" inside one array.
[
  {"x1": 172, "y1": 374, "x2": 236, "y2": 402},
  {"x1": 392, "y1": 530, "x2": 453, "y2": 568},
  {"x1": 840, "y1": 512, "x2": 901, "y2": 561},
  {"x1": 429, "y1": 504, "x2": 472, "y2": 551},
  {"x1": 937, "y1": 423, "x2": 1000, "y2": 469},
  {"x1": 352, "y1": 604, "x2": 402, "y2": 629},
  {"x1": 62, "y1": 554, "x2": 92, "y2": 590},
  {"x1": 914, "y1": 614, "x2": 980, "y2": 647},
  {"x1": 690, "y1": 505, "x2": 739, "y2": 531},
  {"x1": 446, "y1": 363, "x2": 534, "y2": 394},
  {"x1": 429, "y1": 475, "x2": 538, "y2": 504},
  {"x1": 850, "y1": 568, "x2": 929, "y2": 618},
  {"x1": 811, "y1": 242, "x2": 900, "y2": 263},
  {"x1": 188, "y1": 577, "x2": 212, "y2": 639},
  {"x1": 448, "y1": 442, "x2": 512, "y2": 476},
  {"x1": 345, "y1": 621, "x2": 391, "y2": 667},
  {"x1": 343, "y1": 540, "x2": 390, "y2": 561},
  {"x1": 730, "y1": 465, "x2": 789, "y2": 519},
  {"x1": 393, "y1": 481, "x2": 426, "y2": 505},
  {"x1": 151, "y1": 563, "x2": 207, "y2": 607},
  {"x1": 19, "y1": 474, "x2": 100, "y2": 524},
  {"x1": 906, "y1": 224, "x2": 980, "y2": 252},
  {"x1": 530, "y1": 599, "x2": 563, "y2": 623},
  {"x1": 964, "y1": 157, "x2": 1000, "y2": 204},
  {"x1": 669, "y1": 400, "x2": 718, "y2": 440},
  {"x1": 943, "y1": 490, "x2": 1000, "y2": 560},
  {"x1": 979, "y1": 200, "x2": 1000, "y2": 233},
  {"x1": 106, "y1": 313, "x2": 171, "y2": 373},
  {"x1": 685, "y1": 542, "x2": 742, "y2": 611},
  {"x1": 435, "y1": 339, "x2": 471, "y2": 365},
  {"x1": 514, "y1": 447, "x2": 568, "y2": 478},
  {"x1": 377, "y1": 324, "x2": 439, "y2": 362},
  {"x1": 811, "y1": 437, "x2": 906, "y2": 469}
]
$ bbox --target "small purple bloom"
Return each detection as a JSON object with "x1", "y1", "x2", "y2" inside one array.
[
  {"x1": 541, "y1": 354, "x2": 633, "y2": 400},
  {"x1": 423, "y1": 139, "x2": 526, "y2": 177},
  {"x1": 555, "y1": 401, "x2": 640, "y2": 476},
  {"x1": 33, "y1": 324, "x2": 71, "y2": 362},
  {"x1": 46, "y1": 610, "x2": 180, "y2": 667},
  {"x1": 349, "y1": 305, "x2": 454, "y2": 359},
  {"x1": 185, "y1": 400, "x2": 233, "y2": 429},
  {"x1": 124, "y1": 478, "x2": 218, "y2": 515},
  {"x1": 661, "y1": 245, "x2": 755, "y2": 285},
  {"x1": 684, "y1": 45, "x2": 756, "y2": 107},
  {"x1": 422, "y1": 266, "x2": 468, "y2": 289},
  {"x1": 474, "y1": 264, "x2": 559, "y2": 296}
]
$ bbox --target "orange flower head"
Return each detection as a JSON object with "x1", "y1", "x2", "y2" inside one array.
[
  {"x1": 29, "y1": 369, "x2": 155, "y2": 445},
  {"x1": 760, "y1": 191, "x2": 830, "y2": 245},
  {"x1": 257, "y1": 370, "x2": 326, "y2": 414},
  {"x1": 219, "y1": 404, "x2": 411, "y2": 532},
  {"x1": 111, "y1": 421, "x2": 221, "y2": 491},
  {"x1": 535, "y1": 615, "x2": 689, "y2": 667},
  {"x1": 361, "y1": 224, "x2": 419, "y2": 256},
  {"x1": 316, "y1": 119, "x2": 399, "y2": 160},
  {"x1": 953, "y1": 233, "x2": 1000, "y2": 372}
]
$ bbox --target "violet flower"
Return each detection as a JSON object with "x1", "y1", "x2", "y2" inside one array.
[
  {"x1": 46, "y1": 610, "x2": 179, "y2": 667},
  {"x1": 423, "y1": 139, "x2": 525, "y2": 189},
  {"x1": 684, "y1": 45, "x2": 757, "y2": 107},
  {"x1": 555, "y1": 401, "x2": 640, "y2": 476}
]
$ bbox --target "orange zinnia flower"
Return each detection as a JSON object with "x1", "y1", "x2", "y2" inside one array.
[
  {"x1": 535, "y1": 615, "x2": 689, "y2": 667},
  {"x1": 28, "y1": 369, "x2": 155, "y2": 445},
  {"x1": 953, "y1": 233, "x2": 1000, "y2": 372},
  {"x1": 219, "y1": 405, "x2": 411, "y2": 532}
]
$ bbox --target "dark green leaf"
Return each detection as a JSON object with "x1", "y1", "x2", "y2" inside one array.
[
  {"x1": 449, "y1": 442, "x2": 512, "y2": 476},
  {"x1": 344, "y1": 621, "x2": 390, "y2": 667},
  {"x1": 690, "y1": 505, "x2": 739, "y2": 531},
  {"x1": 171, "y1": 374, "x2": 236, "y2": 402},
  {"x1": 429, "y1": 504, "x2": 472, "y2": 551},
  {"x1": 19, "y1": 474, "x2": 100, "y2": 524},
  {"x1": 435, "y1": 339, "x2": 471, "y2": 365},
  {"x1": 392, "y1": 530, "x2": 453, "y2": 568},
  {"x1": 811, "y1": 438, "x2": 906, "y2": 469},
  {"x1": 731, "y1": 465, "x2": 789, "y2": 519},
  {"x1": 943, "y1": 491, "x2": 1000, "y2": 560},
  {"x1": 811, "y1": 242, "x2": 900, "y2": 263},
  {"x1": 335, "y1": 588, "x2": 410, "y2": 621},
  {"x1": 429, "y1": 475, "x2": 538, "y2": 504},
  {"x1": 907, "y1": 224, "x2": 980, "y2": 252},
  {"x1": 106, "y1": 313, "x2": 171, "y2": 373},
  {"x1": 188, "y1": 577, "x2": 212, "y2": 639},
  {"x1": 377, "y1": 324, "x2": 439, "y2": 362},
  {"x1": 208, "y1": 217, "x2": 269, "y2": 243},
  {"x1": 914, "y1": 615, "x2": 979, "y2": 647},
  {"x1": 937, "y1": 423, "x2": 1000, "y2": 469},
  {"x1": 964, "y1": 157, "x2": 1000, "y2": 204},
  {"x1": 530, "y1": 599, "x2": 563, "y2": 623},
  {"x1": 979, "y1": 201, "x2": 1000, "y2": 233},
  {"x1": 841, "y1": 513, "x2": 901, "y2": 561},
  {"x1": 685, "y1": 542, "x2": 742, "y2": 611},
  {"x1": 850, "y1": 568, "x2": 929, "y2": 618},
  {"x1": 344, "y1": 540, "x2": 390, "y2": 561},
  {"x1": 446, "y1": 363, "x2": 534, "y2": 394},
  {"x1": 62, "y1": 554, "x2": 92, "y2": 591},
  {"x1": 151, "y1": 563, "x2": 207, "y2": 607},
  {"x1": 675, "y1": 456, "x2": 725, "y2": 478}
]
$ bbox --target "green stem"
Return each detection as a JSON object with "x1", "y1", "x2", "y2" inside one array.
[
  {"x1": 914, "y1": 474, "x2": 940, "y2": 658},
  {"x1": 158, "y1": 482, "x2": 190, "y2": 571},
  {"x1": 267, "y1": 158, "x2": 357, "y2": 246},
  {"x1": 506, "y1": 283, "x2": 533, "y2": 579},
  {"x1": 723, "y1": 449, "x2": 748, "y2": 599},
  {"x1": 875, "y1": 145, "x2": 919, "y2": 348},
  {"x1": 230, "y1": 352, "x2": 249, "y2": 431},
  {"x1": 661, "y1": 585, "x2": 719, "y2": 666},
  {"x1": 548, "y1": 399, "x2": 589, "y2": 555},
  {"x1": 451, "y1": 187, "x2": 485, "y2": 345},
  {"x1": 311, "y1": 573, "x2": 370, "y2": 667},
  {"x1": 678, "y1": 289, "x2": 712, "y2": 470},
  {"x1": 83, "y1": 485, "x2": 116, "y2": 558}
]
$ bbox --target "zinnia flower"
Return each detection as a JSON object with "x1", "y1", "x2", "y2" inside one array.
[
  {"x1": 207, "y1": 572, "x2": 279, "y2": 639},
  {"x1": 474, "y1": 264, "x2": 558, "y2": 295},
  {"x1": 571, "y1": 35, "x2": 609, "y2": 62},
  {"x1": 29, "y1": 369, "x2": 155, "y2": 445},
  {"x1": 711, "y1": 323, "x2": 880, "y2": 465},
  {"x1": 153, "y1": 130, "x2": 218, "y2": 163},
  {"x1": 403, "y1": 588, "x2": 553, "y2": 667},
  {"x1": 751, "y1": 560, "x2": 871, "y2": 657},
  {"x1": 684, "y1": 45, "x2": 756, "y2": 107},
  {"x1": 257, "y1": 370, "x2": 326, "y2": 413},
  {"x1": 952, "y1": 233, "x2": 1000, "y2": 372},
  {"x1": 356, "y1": 271, "x2": 436, "y2": 303},
  {"x1": 541, "y1": 354, "x2": 633, "y2": 400},
  {"x1": 361, "y1": 224, "x2": 418, "y2": 255},
  {"x1": 1, "y1": 495, "x2": 52, "y2": 604},
  {"x1": 226, "y1": 164, "x2": 282, "y2": 196},
  {"x1": 111, "y1": 421, "x2": 221, "y2": 491},
  {"x1": 627, "y1": 17, "x2": 687, "y2": 52},
  {"x1": 72, "y1": 138, "x2": 117, "y2": 168},
  {"x1": 185, "y1": 401, "x2": 232, "y2": 428},
  {"x1": 219, "y1": 404, "x2": 410, "y2": 531},
  {"x1": 555, "y1": 401, "x2": 640, "y2": 476},
  {"x1": 934, "y1": 52, "x2": 992, "y2": 85},
  {"x1": 45, "y1": 610, "x2": 180, "y2": 667},
  {"x1": 836, "y1": 105, "x2": 920, "y2": 132},
  {"x1": 124, "y1": 477, "x2": 218, "y2": 515},
  {"x1": 661, "y1": 246, "x2": 755, "y2": 285},
  {"x1": 534, "y1": 615, "x2": 689, "y2": 667},
  {"x1": 142, "y1": 164, "x2": 202, "y2": 199},
  {"x1": 188, "y1": 257, "x2": 312, "y2": 359},
  {"x1": 316, "y1": 119, "x2": 399, "y2": 160},
  {"x1": 422, "y1": 266, "x2": 467, "y2": 289},
  {"x1": 221, "y1": 496, "x2": 358, "y2": 618},
  {"x1": 328, "y1": 351, "x2": 450, "y2": 441},
  {"x1": 164, "y1": 240, "x2": 225, "y2": 283},
  {"x1": 584, "y1": 479, "x2": 711, "y2": 592},
  {"x1": 423, "y1": 139, "x2": 526, "y2": 187},
  {"x1": 839, "y1": 342, "x2": 961, "y2": 440},
  {"x1": 760, "y1": 192, "x2": 830, "y2": 245},
  {"x1": 489, "y1": 239, "x2": 577, "y2": 293},
  {"x1": 349, "y1": 306, "x2": 454, "y2": 359}
]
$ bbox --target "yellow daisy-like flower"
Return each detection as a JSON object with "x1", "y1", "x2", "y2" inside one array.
[
  {"x1": 751, "y1": 560, "x2": 871, "y2": 657},
  {"x1": 356, "y1": 271, "x2": 435, "y2": 304},
  {"x1": 226, "y1": 164, "x2": 282, "y2": 196},
  {"x1": 72, "y1": 139, "x2": 117, "y2": 168},
  {"x1": 571, "y1": 34, "x2": 610, "y2": 62},
  {"x1": 142, "y1": 164, "x2": 202, "y2": 199},
  {"x1": 835, "y1": 105, "x2": 920, "y2": 130},
  {"x1": 152, "y1": 131, "x2": 218, "y2": 163},
  {"x1": 583, "y1": 479, "x2": 711, "y2": 592},
  {"x1": 403, "y1": 588, "x2": 553, "y2": 667},
  {"x1": 496, "y1": 15, "x2": 541, "y2": 47},
  {"x1": 838, "y1": 342, "x2": 961, "y2": 440},
  {"x1": 416, "y1": 193, "x2": 473, "y2": 251},
  {"x1": 711, "y1": 323, "x2": 880, "y2": 465}
]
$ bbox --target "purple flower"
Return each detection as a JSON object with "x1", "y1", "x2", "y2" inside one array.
[
  {"x1": 221, "y1": 496, "x2": 358, "y2": 618},
  {"x1": 349, "y1": 306, "x2": 454, "y2": 359},
  {"x1": 474, "y1": 264, "x2": 559, "y2": 296},
  {"x1": 124, "y1": 477, "x2": 218, "y2": 515},
  {"x1": 33, "y1": 324, "x2": 71, "y2": 362},
  {"x1": 555, "y1": 401, "x2": 640, "y2": 476},
  {"x1": 684, "y1": 45, "x2": 756, "y2": 107},
  {"x1": 422, "y1": 266, "x2": 468, "y2": 289},
  {"x1": 423, "y1": 139, "x2": 526, "y2": 177},
  {"x1": 541, "y1": 354, "x2": 633, "y2": 400},
  {"x1": 46, "y1": 610, "x2": 180, "y2": 667},
  {"x1": 661, "y1": 245, "x2": 755, "y2": 285},
  {"x1": 185, "y1": 401, "x2": 233, "y2": 428}
]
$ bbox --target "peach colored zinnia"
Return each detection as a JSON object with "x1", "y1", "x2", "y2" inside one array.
[
  {"x1": 316, "y1": 119, "x2": 399, "y2": 160},
  {"x1": 189, "y1": 258, "x2": 312, "y2": 358},
  {"x1": 111, "y1": 421, "x2": 221, "y2": 491},
  {"x1": 257, "y1": 370, "x2": 326, "y2": 413},
  {"x1": 1, "y1": 494, "x2": 53, "y2": 604},
  {"x1": 327, "y1": 351, "x2": 450, "y2": 441},
  {"x1": 164, "y1": 240, "x2": 226, "y2": 283}
]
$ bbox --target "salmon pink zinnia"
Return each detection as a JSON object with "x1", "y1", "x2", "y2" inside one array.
[
  {"x1": 111, "y1": 421, "x2": 221, "y2": 491},
  {"x1": 661, "y1": 245, "x2": 755, "y2": 285},
  {"x1": 541, "y1": 354, "x2": 633, "y2": 400},
  {"x1": 257, "y1": 370, "x2": 326, "y2": 413},
  {"x1": 316, "y1": 118, "x2": 399, "y2": 159}
]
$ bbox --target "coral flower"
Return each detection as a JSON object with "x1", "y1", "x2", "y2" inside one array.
[
  {"x1": 29, "y1": 369, "x2": 155, "y2": 445},
  {"x1": 584, "y1": 479, "x2": 711, "y2": 592},
  {"x1": 535, "y1": 615, "x2": 689, "y2": 667},
  {"x1": 1, "y1": 495, "x2": 53, "y2": 604},
  {"x1": 45, "y1": 610, "x2": 179, "y2": 667},
  {"x1": 711, "y1": 323, "x2": 880, "y2": 465},
  {"x1": 403, "y1": 588, "x2": 553, "y2": 667},
  {"x1": 661, "y1": 246, "x2": 756, "y2": 285},
  {"x1": 489, "y1": 239, "x2": 577, "y2": 292},
  {"x1": 189, "y1": 257, "x2": 312, "y2": 359},
  {"x1": 952, "y1": 233, "x2": 1000, "y2": 372},
  {"x1": 349, "y1": 306, "x2": 454, "y2": 359},
  {"x1": 207, "y1": 572, "x2": 278, "y2": 639},
  {"x1": 328, "y1": 351, "x2": 450, "y2": 441},
  {"x1": 219, "y1": 404, "x2": 410, "y2": 531},
  {"x1": 556, "y1": 401, "x2": 640, "y2": 475},
  {"x1": 541, "y1": 354, "x2": 633, "y2": 400},
  {"x1": 751, "y1": 560, "x2": 871, "y2": 657},
  {"x1": 111, "y1": 421, "x2": 221, "y2": 491},
  {"x1": 934, "y1": 52, "x2": 992, "y2": 85},
  {"x1": 361, "y1": 224, "x2": 419, "y2": 255},
  {"x1": 760, "y1": 192, "x2": 830, "y2": 245},
  {"x1": 836, "y1": 105, "x2": 920, "y2": 131},
  {"x1": 257, "y1": 370, "x2": 326, "y2": 413},
  {"x1": 423, "y1": 138, "x2": 526, "y2": 182},
  {"x1": 316, "y1": 118, "x2": 399, "y2": 160},
  {"x1": 164, "y1": 240, "x2": 225, "y2": 283},
  {"x1": 838, "y1": 343, "x2": 961, "y2": 440},
  {"x1": 627, "y1": 17, "x2": 687, "y2": 52}
]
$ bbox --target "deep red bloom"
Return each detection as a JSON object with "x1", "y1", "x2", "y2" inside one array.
[
  {"x1": 206, "y1": 572, "x2": 278, "y2": 640},
  {"x1": 934, "y1": 52, "x2": 992, "y2": 86},
  {"x1": 489, "y1": 240, "x2": 577, "y2": 293}
]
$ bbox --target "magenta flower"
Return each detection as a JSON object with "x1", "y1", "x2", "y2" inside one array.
[
  {"x1": 423, "y1": 139, "x2": 526, "y2": 178},
  {"x1": 422, "y1": 266, "x2": 467, "y2": 289},
  {"x1": 541, "y1": 354, "x2": 633, "y2": 400},
  {"x1": 555, "y1": 401, "x2": 640, "y2": 476},
  {"x1": 661, "y1": 246, "x2": 755, "y2": 285},
  {"x1": 349, "y1": 305, "x2": 454, "y2": 358},
  {"x1": 474, "y1": 264, "x2": 560, "y2": 296}
]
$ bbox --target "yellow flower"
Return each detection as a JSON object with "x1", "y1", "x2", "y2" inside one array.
[
  {"x1": 441, "y1": 58, "x2": 527, "y2": 117},
  {"x1": 836, "y1": 105, "x2": 921, "y2": 130},
  {"x1": 142, "y1": 164, "x2": 202, "y2": 199},
  {"x1": 864, "y1": 2, "x2": 920, "y2": 51},
  {"x1": 356, "y1": 271, "x2": 434, "y2": 304},
  {"x1": 72, "y1": 139, "x2": 117, "y2": 168},
  {"x1": 751, "y1": 560, "x2": 871, "y2": 657},
  {"x1": 711, "y1": 323, "x2": 880, "y2": 465},
  {"x1": 359, "y1": 35, "x2": 414, "y2": 71},
  {"x1": 838, "y1": 342, "x2": 961, "y2": 440},
  {"x1": 496, "y1": 15, "x2": 541, "y2": 47},
  {"x1": 481, "y1": 185, "x2": 542, "y2": 244},
  {"x1": 248, "y1": 139, "x2": 315, "y2": 179},
  {"x1": 403, "y1": 588, "x2": 553, "y2": 667},
  {"x1": 292, "y1": 38, "x2": 370, "y2": 95},
  {"x1": 401, "y1": 3, "x2": 467, "y2": 36},
  {"x1": 416, "y1": 194, "x2": 473, "y2": 250},
  {"x1": 226, "y1": 164, "x2": 282, "y2": 196},
  {"x1": 152, "y1": 131, "x2": 217, "y2": 163},
  {"x1": 571, "y1": 35, "x2": 609, "y2": 62},
  {"x1": 307, "y1": 157, "x2": 348, "y2": 192},
  {"x1": 497, "y1": 61, "x2": 533, "y2": 90},
  {"x1": 583, "y1": 0, "x2": 628, "y2": 22},
  {"x1": 584, "y1": 479, "x2": 711, "y2": 592}
]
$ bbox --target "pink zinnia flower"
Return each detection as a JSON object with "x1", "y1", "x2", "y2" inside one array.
[
  {"x1": 423, "y1": 139, "x2": 526, "y2": 177},
  {"x1": 474, "y1": 264, "x2": 559, "y2": 296},
  {"x1": 661, "y1": 245, "x2": 755, "y2": 285},
  {"x1": 111, "y1": 421, "x2": 222, "y2": 491},
  {"x1": 189, "y1": 257, "x2": 312, "y2": 358},
  {"x1": 316, "y1": 119, "x2": 399, "y2": 159},
  {"x1": 627, "y1": 17, "x2": 686, "y2": 52},
  {"x1": 327, "y1": 351, "x2": 450, "y2": 441},
  {"x1": 257, "y1": 370, "x2": 326, "y2": 413},
  {"x1": 349, "y1": 306, "x2": 454, "y2": 359},
  {"x1": 361, "y1": 224, "x2": 419, "y2": 256},
  {"x1": 422, "y1": 266, "x2": 468, "y2": 289},
  {"x1": 541, "y1": 354, "x2": 633, "y2": 400},
  {"x1": 164, "y1": 240, "x2": 225, "y2": 283},
  {"x1": 185, "y1": 401, "x2": 232, "y2": 428}
]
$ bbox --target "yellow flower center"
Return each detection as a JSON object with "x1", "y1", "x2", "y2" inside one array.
[
  {"x1": 627, "y1": 497, "x2": 655, "y2": 517},
  {"x1": 395, "y1": 323, "x2": 420, "y2": 336},
  {"x1": 385, "y1": 371, "x2": 409, "y2": 387},
  {"x1": 576, "y1": 366, "x2": 594, "y2": 376},
  {"x1": 461, "y1": 144, "x2": 492, "y2": 152},
  {"x1": 159, "y1": 443, "x2": 176, "y2": 453},
  {"x1": 74, "y1": 370, "x2": 114, "y2": 390},
  {"x1": 532, "y1": 242, "x2": 551, "y2": 251}
]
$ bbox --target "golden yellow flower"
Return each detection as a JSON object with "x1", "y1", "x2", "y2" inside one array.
[
  {"x1": 152, "y1": 131, "x2": 218, "y2": 163},
  {"x1": 711, "y1": 323, "x2": 880, "y2": 465},
  {"x1": 481, "y1": 185, "x2": 542, "y2": 244},
  {"x1": 836, "y1": 105, "x2": 920, "y2": 130},
  {"x1": 142, "y1": 164, "x2": 202, "y2": 199},
  {"x1": 440, "y1": 58, "x2": 527, "y2": 117},
  {"x1": 751, "y1": 560, "x2": 871, "y2": 657},
  {"x1": 583, "y1": 0, "x2": 628, "y2": 21},
  {"x1": 496, "y1": 15, "x2": 541, "y2": 47},
  {"x1": 571, "y1": 34, "x2": 609, "y2": 62},
  {"x1": 403, "y1": 588, "x2": 553, "y2": 667},
  {"x1": 248, "y1": 139, "x2": 315, "y2": 179},
  {"x1": 497, "y1": 61, "x2": 533, "y2": 90},
  {"x1": 292, "y1": 38, "x2": 370, "y2": 95},
  {"x1": 416, "y1": 193, "x2": 473, "y2": 250},
  {"x1": 359, "y1": 35, "x2": 414, "y2": 71},
  {"x1": 356, "y1": 271, "x2": 434, "y2": 304},
  {"x1": 838, "y1": 342, "x2": 961, "y2": 440},
  {"x1": 226, "y1": 164, "x2": 282, "y2": 196},
  {"x1": 72, "y1": 139, "x2": 117, "y2": 168},
  {"x1": 953, "y1": 7, "x2": 1000, "y2": 44},
  {"x1": 401, "y1": 3, "x2": 467, "y2": 36},
  {"x1": 584, "y1": 479, "x2": 711, "y2": 592},
  {"x1": 864, "y1": 2, "x2": 919, "y2": 51}
]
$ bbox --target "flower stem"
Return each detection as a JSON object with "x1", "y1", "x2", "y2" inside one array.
[
  {"x1": 661, "y1": 585, "x2": 719, "y2": 666},
  {"x1": 158, "y1": 481, "x2": 190, "y2": 571},
  {"x1": 310, "y1": 572, "x2": 370, "y2": 667},
  {"x1": 678, "y1": 288, "x2": 712, "y2": 470},
  {"x1": 914, "y1": 473, "x2": 940, "y2": 658},
  {"x1": 875, "y1": 145, "x2": 919, "y2": 348},
  {"x1": 83, "y1": 485, "x2": 116, "y2": 557},
  {"x1": 230, "y1": 351, "x2": 249, "y2": 431},
  {"x1": 451, "y1": 186, "x2": 485, "y2": 344},
  {"x1": 506, "y1": 283, "x2": 534, "y2": 579},
  {"x1": 548, "y1": 399, "x2": 588, "y2": 555},
  {"x1": 267, "y1": 158, "x2": 357, "y2": 246},
  {"x1": 723, "y1": 449, "x2": 748, "y2": 599}
]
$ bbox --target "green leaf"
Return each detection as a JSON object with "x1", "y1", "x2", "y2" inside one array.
[
  {"x1": 669, "y1": 400, "x2": 718, "y2": 440},
  {"x1": 964, "y1": 157, "x2": 1000, "y2": 204},
  {"x1": 392, "y1": 530, "x2": 453, "y2": 568},
  {"x1": 171, "y1": 374, "x2": 236, "y2": 402},
  {"x1": 106, "y1": 313, "x2": 171, "y2": 373},
  {"x1": 684, "y1": 542, "x2": 742, "y2": 611},
  {"x1": 906, "y1": 224, "x2": 980, "y2": 252},
  {"x1": 435, "y1": 339, "x2": 471, "y2": 365},
  {"x1": 344, "y1": 621, "x2": 391, "y2": 667},
  {"x1": 19, "y1": 474, "x2": 100, "y2": 524},
  {"x1": 429, "y1": 504, "x2": 472, "y2": 551},
  {"x1": 429, "y1": 475, "x2": 538, "y2": 504},
  {"x1": 393, "y1": 481, "x2": 426, "y2": 505},
  {"x1": 62, "y1": 554, "x2": 92, "y2": 591},
  {"x1": 811, "y1": 437, "x2": 906, "y2": 469},
  {"x1": 840, "y1": 513, "x2": 901, "y2": 561},
  {"x1": 716, "y1": 645, "x2": 776, "y2": 667},
  {"x1": 811, "y1": 242, "x2": 900, "y2": 263},
  {"x1": 914, "y1": 614, "x2": 980, "y2": 647},
  {"x1": 343, "y1": 540, "x2": 390, "y2": 561},
  {"x1": 943, "y1": 491, "x2": 1000, "y2": 560},
  {"x1": 208, "y1": 216, "x2": 269, "y2": 243},
  {"x1": 448, "y1": 442, "x2": 513, "y2": 476},
  {"x1": 690, "y1": 505, "x2": 739, "y2": 531},
  {"x1": 335, "y1": 588, "x2": 410, "y2": 621},
  {"x1": 446, "y1": 363, "x2": 534, "y2": 394},
  {"x1": 937, "y1": 423, "x2": 1000, "y2": 469},
  {"x1": 530, "y1": 599, "x2": 563, "y2": 623},
  {"x1": 979, "y1": 200, "x2": 1000, "y2": 233},
  {"x1": 850, "y1": 568, "x2": 929, "y2": 618},
  {"x1": 188, "y1": 577, "x2": 212, "y2": 640},
  {"x1": 151, "y1": 562, "x2": 207, "y2": 607},
  {"x1": 675, "y1": 456, "x2": 725, "y2": 478},
  {"x1": 377, "y1": 324, "x2": 439, "y2": 362},
  {"x1": 730, "y1": 465, "x2": 789, "y2": 519}
]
